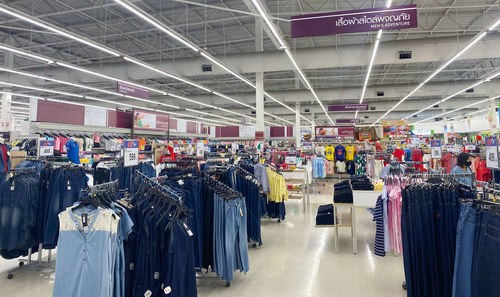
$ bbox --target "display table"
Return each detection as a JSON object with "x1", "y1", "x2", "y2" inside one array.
[
  {"x1": 282, "y1": 169, "x2": 306, "y2": 199},
  {"x1": 330, "y1": 190, "x2": 382, "y2": 254},
  {"x1": 353, "y1": 190, "x2": 382, "y2": 208}
]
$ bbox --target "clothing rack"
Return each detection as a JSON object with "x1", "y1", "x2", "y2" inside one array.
[
  {"x1": 135, "y1": 170, "x2": 183, "y2": 202},
  {"x1": 8, "y1": 166, "x2": 37, "y2": 174},
  {"x1": 5, "y1": 166, "x2": 51, "y2": 280}
]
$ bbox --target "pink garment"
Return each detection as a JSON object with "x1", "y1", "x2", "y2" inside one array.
[
  {"x1": 93, "y1": 133, "x2": 101, "y2": 144},
  {"x1": 325, "y1": 160, "x2": 335, "y2": 175},
  {"x1": 389, "y1": 187, "x2": 403, "y2": 254},
  {"x1": 54, "y1": 137, "x2": 61, "y2": 151},
  {"x1": 386, "y1": 184, "x2": 403, "y2": 255},
  {"x1": 59, "y1": 137, "x2": 69, "y2": 153}
]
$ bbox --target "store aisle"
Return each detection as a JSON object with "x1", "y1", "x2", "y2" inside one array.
[{"x1": 0, "y1": 194, "x2": 405, "y2": 297}]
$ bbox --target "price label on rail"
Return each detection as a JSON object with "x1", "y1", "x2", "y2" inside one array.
[
  {"x1": 430, "y1": 140, "x2": 442, "y2": 159},
  {"x1": 485, "y1": 136, "x2": 499, "y2": 169},
  {"x1": 39, "y1": 140, "x2": 54, "y2": 156},
  {"x1": 124, "y1": 140, "x2": 139, "y2": 167}
]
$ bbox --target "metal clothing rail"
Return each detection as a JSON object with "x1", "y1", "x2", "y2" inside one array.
[
  {"x1": 135, "y1": 170, "x2": 183, "y2": 201},
  {"x1": 8, "y1": 166, "x2": 37, "y2": 174}
]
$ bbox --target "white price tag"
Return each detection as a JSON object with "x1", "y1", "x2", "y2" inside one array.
[
  {"x1": 485, "y1": 137, "x2": 499, "y2": 169},
  {"x1": 124, "y1": 140, "x2": 139, "y2": 167},
  {"x1": 285, "y1": 156, "x2": 297, "y2": 165}
]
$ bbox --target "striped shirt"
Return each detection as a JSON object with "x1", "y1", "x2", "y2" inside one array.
[{"x1": 373, "y1": 195, "x2": 386, "y2": 257}]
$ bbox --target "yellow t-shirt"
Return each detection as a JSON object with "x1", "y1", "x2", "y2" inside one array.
[
  {"x1": 325, "y1": 146, "x2": 335, "y2": 161},
  {"x1": 345, "y1": 145, "x2": 355, "y2": 161}
]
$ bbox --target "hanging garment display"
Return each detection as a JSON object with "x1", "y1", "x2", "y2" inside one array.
[
  {"x1": 400, "y1": 181, "x2": 475, "y2": 297},
  {"x1": 38, "y1": 163, "x2": 88, "y2": 249},
  {"x1": 0, "y1": 168, "x2": 39, "y2": 259}
]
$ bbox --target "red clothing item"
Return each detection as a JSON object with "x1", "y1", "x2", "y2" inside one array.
[
  {"x1": 1, "y1": 144, "x2": 8, "y2": 172},
  {"x1": 393, "y1": 149, "x2": 405, "y2": 161},
  {"x1": 411, "y1": 149, "x2": 424, "y2": 172},
  {"x1": 375, "y1": 142, "x2": 383, "y2": 152}
]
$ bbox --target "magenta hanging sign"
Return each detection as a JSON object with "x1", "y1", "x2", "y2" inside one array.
[
  {"x1": 291, "y1": 4, "x2": 418, "y2": 38},
  {"x1": 336, "y1": 118, "x2": 361, "y2": 124},
  {"x1": 117, "y1": 82, "x2": 149, "y2": 99},
  {"x1": 328, "y1": 104, "x2": 368, "y2": 111}
]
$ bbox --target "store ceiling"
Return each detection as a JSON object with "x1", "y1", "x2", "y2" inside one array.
[{"x1": 0, "y1": 0, "x2": 499, "y2": 126}]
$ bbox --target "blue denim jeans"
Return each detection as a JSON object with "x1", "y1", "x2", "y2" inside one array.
[
  {"x1": 452, "y1": 203, "x2": 476, "y2": 297},
  {"x1": 471, "y1": 210, "x2": 500, "y2": 297},
  {"x1": 223, "y1": 197, "x2": 249, "y2": 282}
]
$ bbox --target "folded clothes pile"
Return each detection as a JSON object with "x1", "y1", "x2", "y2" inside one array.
[
  {"x1": 350, "y1": 175, "x2": 374, "y2": 190},
  {"x1": 316, "y1": 204, "x2": 335, "y2": 225},
  {"x1": 334, "y1": 180, "x2": 353, "y2": 203}
]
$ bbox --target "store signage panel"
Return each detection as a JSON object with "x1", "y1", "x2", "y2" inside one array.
[
  {"x1": 412, "y1": 129, "x2": 432, "y2": 136},
  {"x1": 124, "y1": 140, "x2": 139, "y2": 167},
  {"x1": 39, "y1": 140, "x2": 54, "y2": 156},
  {"x1": 117, "y1": 82, "x2": 149, "y2": 99},
  {"x1": 383, "y1": 120, "x2": 410, "y2": 137},
  {"x1": 291, "y1": 4, "x2": 418, "y2": 38},
  {"x1": 328, "y1": 104, "x2": 368, "y2": 112},
  {"x1": 316, "y1": 126, "x2": 354, "y2": 138},
  {"x1": 430, "y1": 140, "x2": 442, "y2": 159},
  {"x1": 485, "y1": 136, "x2": 500, "y2": 169},
  {"x1": 336, "y1": 118, "x2": 360, "y2": 124},
  {"x1": 133, "y1": 109, "x2": 169, "y2": 131},
  {"x1": 84, "y1": 106, "x2": 107, "y2": 127}
]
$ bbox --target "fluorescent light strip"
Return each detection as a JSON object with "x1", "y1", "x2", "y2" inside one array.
[
  {"x1": 168, "y1": 110, "x2": 236, "y2": 126},
  {"x1": 112, "y1": 0, "x2": 299, "y2": 121},
  {"x1": 0, "y1": 66, "x2": 182, "y2": 110},
  {"x1": 185, "y1": 108, "x2": 240, "y2": 122},
  {"x1": 112, "y1": 0, "x2": 198, "y2": 52},
  {"x1": 0, "y1": 81, "x2": 84, "y2": 98},
  {"x1": 12, "y1": 101, "x2": 30, "y2": 106},
  {"x1": 0, "y1": 6, "x2": 120, "y2": 57},
  {"x1": 123, "y1": 57, "x2": 211, "y2": 92},
  {"x1": 372, "y1": 27, "x2": 492, "y2": 126},
  {"x1": 56, "y1": 61, "x2": 166, "y2": 95},
  {"x1": 449, "y1": 108, "x2": 489, "y2": 121},
  {"x1": 0, "y1": 44, "x2": 54, "y2": 64},
  {"x1": 489, "y1": 19, "x2": 500, "y2": 31},
  {"x1": 250, "y1": 0, "x2": 286, "y2": 48},
  {"x1": 0, "y1": 81, "x2": 235, "y2": 126},
  {"x1": 200, "y1": 53, "x2": 255, "y2": 88},
  {"x1": 0, "y1": 3, "x2": 296, "y2": 125},
  {"x1": 403, "y1": 70, "x2": 500, "y2": 119},
  {"x1": 250, "y1": 0, "x2": 332, "y2": 125},
  {"x1": 413, "y1": 96, "x2": 498, "y2": 124},
  {"x1": 359, "y1": 29, "x2": 383, "y2": 106}
]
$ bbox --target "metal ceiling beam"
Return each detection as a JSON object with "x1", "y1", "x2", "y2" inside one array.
[{"x1": 13, "y1": 34, "x2": 499, "y2": 83}]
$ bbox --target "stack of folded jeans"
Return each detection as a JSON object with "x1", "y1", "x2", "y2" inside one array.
[
  {"x1": 350, "y1": 175, "x2": 374, "y2": 190},
  {"x1": 334, "y1": 180, "x2": 353, "y2": 203},
  {"x1": 316, "y1": 204, "x2": 335, "y2": 225}
]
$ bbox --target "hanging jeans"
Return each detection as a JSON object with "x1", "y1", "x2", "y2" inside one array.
[
  {"x1": 471, "y1": 210, "x2": 500, "y2": 297},
  {"x1": 452, "y1": 203, "x2": 476, "y2": 297}
]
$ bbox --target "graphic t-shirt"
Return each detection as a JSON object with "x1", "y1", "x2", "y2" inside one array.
[
  {"x1": 335, "y1": 145, "x2": 346, "y2": 161},
  {"x1": 325, "y1": 146, "x2": 335, "y2": 161},
  {"x1": 345, "y1": 145, "x2": 355, "y2": 161}
]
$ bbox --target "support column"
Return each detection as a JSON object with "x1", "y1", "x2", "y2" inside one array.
[
  {"x1": 311, "y1": 112, "x2": 316, "y2": 140},
  {"x1": 255, "y1": 16, "x2": 265, "y2": 146},
  {"x1": 0, "y1": 52, "x2": 13, "y2": 132},
  {"x1": 296, "y1": 102, "x2": 301, "y2": 150}
]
